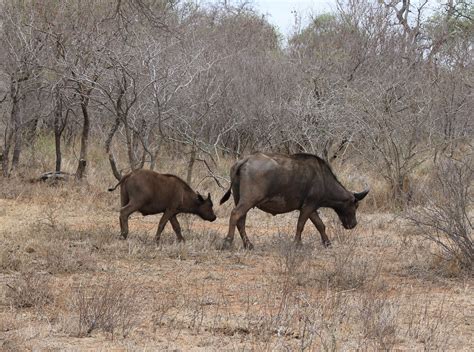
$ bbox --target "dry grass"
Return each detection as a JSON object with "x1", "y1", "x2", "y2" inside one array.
[
  {"x1": 0, "y1": 149, "x2": 472, "y2": 351},
  {"x1": 66, "y1": 276, "x2": 144, "y2": 338},
  {"x1": 6, "y1": 271, "x2": 53, "y2": 309},
  {"x1": 406, "y1": 156, "x2": 473, "y2": 273}
]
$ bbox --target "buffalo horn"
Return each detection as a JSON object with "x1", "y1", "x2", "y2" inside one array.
[{"x1": 354, "y1": 189, "x2": 369, "y2": 201}]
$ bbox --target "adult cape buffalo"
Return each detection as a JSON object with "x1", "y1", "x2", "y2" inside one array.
[
  {"x1": 220, "y1": 152, "x2": 369, "y2": 249},
  {"x1": 108, "y1": 169, "x2": 217, "y2": 242}
]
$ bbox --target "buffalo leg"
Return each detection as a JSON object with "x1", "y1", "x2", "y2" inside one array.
[
  {"x1": 237, "y1": 214, "x2": 253, "y2": 250},
  {"x1": 120, "y1": 186, "x2": 129, "y2": 208},
  {"x1": 155, "y1": 210, "x2": 174, "y2": 243},
  {"x1": 169, "y1": 216, "x2": 185, "y2": 243},
  {"x1": 294, "y1": 207, "x2": 314, "y2": 245},
  {"x1": 119, "y1": 203, "x2": 139, "y2": 239},
  {"x1": 309, "y1": 212, "x2": 331, "y2": 247},
  {"x1": 222, "y1": 203, "x2": 252, "y2": 249}
]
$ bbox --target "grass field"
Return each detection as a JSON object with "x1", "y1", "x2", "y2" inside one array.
[{"x1": 0, "y1": 157, "x2": 472, "y2": 351}]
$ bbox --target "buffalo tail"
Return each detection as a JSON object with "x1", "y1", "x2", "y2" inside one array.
[
  {"x1": 107, "y1": 173, "x2": 131, "y2": 192},
  {"x1": 219, "y1": 157, "x2": 248, "y2": 205},
  {"x1": 108, "y1": 182, "x2": 120, "y2": 192},
  {"x1": 220, "y1": 188, "x2": 231, "y2": 204}
]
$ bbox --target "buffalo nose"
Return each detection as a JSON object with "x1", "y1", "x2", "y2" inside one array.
[{"x1": 344, "y1": 222, "x2": 356, "y2": 230}]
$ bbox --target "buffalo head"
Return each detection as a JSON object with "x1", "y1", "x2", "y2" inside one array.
[
  {"x1": 196, "y1": 192, "x2": 217, "y2": 222},
  {"x1": 334, "y1": 189, "x2": 369, "y2": 229}
]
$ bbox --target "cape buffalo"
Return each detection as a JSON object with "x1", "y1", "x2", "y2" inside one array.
[
  {"x1": 220, "y1": 152, "x2": 369, "y2": 249},
  {"x1": 108, "y1": 169, "x2": 216, "y2": 242}
]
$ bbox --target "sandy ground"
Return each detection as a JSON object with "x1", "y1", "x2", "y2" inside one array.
[{"x1": 0, "y1": 183, "x2": 472, "y2": 351}]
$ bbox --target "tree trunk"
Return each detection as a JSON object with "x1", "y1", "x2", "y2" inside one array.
[
  {"x1": 124, "y1": 119, "x2": 138, "y2": 170},
  {"x1": 186, "y1": 143, "x2": 197, "y2": 186},
  {"x1": 108, "y1": 152, "x2": 122, "y2": 181},
  {"x1": 105, "y1": 117, "x2": 122, "y2": 181},
  {"x1": 75, "y1": 93, "x2": 91, "y2": 179},
  {"x1": 53, "y1": 85, "x2": 63, "y2": 173},
  {"x1": 11, "y1": 116, "x2": 23, "y2": 172},
  {"x1": 2, "y1": 78, "x2": 21, "y2": 177},
  {"x1": 150, "y1": 150, "x2": 159, "y2": 170},
  {"x1": 54, "y1": 130, "x2": 62, "y2": 172},
  {"x1": 2, "y1": 129, "x2": 13, "y2": 177}
]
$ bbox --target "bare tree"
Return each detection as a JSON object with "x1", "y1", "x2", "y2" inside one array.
[
  {"x1": 407, "y1": 154, "x2": 473, "y2": 272},
  {"x1": 0, "y1": 0, "x2": 471, "y2": 216},
  {"x1": 0, "y1": 0, "x2": 46, "y2": 176}
]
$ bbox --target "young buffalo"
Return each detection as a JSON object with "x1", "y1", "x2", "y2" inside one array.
[{"x1": 108, "y1": 169, "x2": 216, "y2": 242}]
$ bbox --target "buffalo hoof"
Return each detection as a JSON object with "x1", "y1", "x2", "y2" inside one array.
[
  {"x1": 323, "y1": 240, "x2": 332, "y2": 248},
  {"x1": 293, "y1": 240, "x2": 303, "y2": 248},
  {"x1": 243, "y1": 242, "x2": 254, "y2": 250},
  {"x1": 120, "y1": 234, "x2": 128, "y2": 240},
  {"x1": 220, "y1": 238, "x2": 234, "y2": 250}
]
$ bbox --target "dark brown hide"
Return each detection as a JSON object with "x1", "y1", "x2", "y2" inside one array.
[
  {"x1": 109, "y1": 169, "x2": 216, "y2": 242},
  {"x1": 220, "y1": 152, "x2": 369, "y2": 249}
]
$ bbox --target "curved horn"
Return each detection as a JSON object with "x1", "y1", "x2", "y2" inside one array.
[{"x1": 354, "y1": 189, "x2": 369, "y2": 201}]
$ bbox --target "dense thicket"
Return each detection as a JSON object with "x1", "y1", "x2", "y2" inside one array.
[{"x1": 0, "y1": 0, "x2": 472, "y2": 201}]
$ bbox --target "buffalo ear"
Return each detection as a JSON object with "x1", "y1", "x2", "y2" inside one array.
[
  {"x1": 354, "y1": 189, "x2": 369, "y2": 201},
  {"x1": 197, "y1": 193, "x2": 204, "y2": 202}
]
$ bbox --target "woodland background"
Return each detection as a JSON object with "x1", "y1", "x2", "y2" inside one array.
[
  {"x1": 0, "y1": 1, "x2": 472, "y2": 350},
  {"x1": 0, "y1": 0, "x2": 471, "y2": 197}
]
